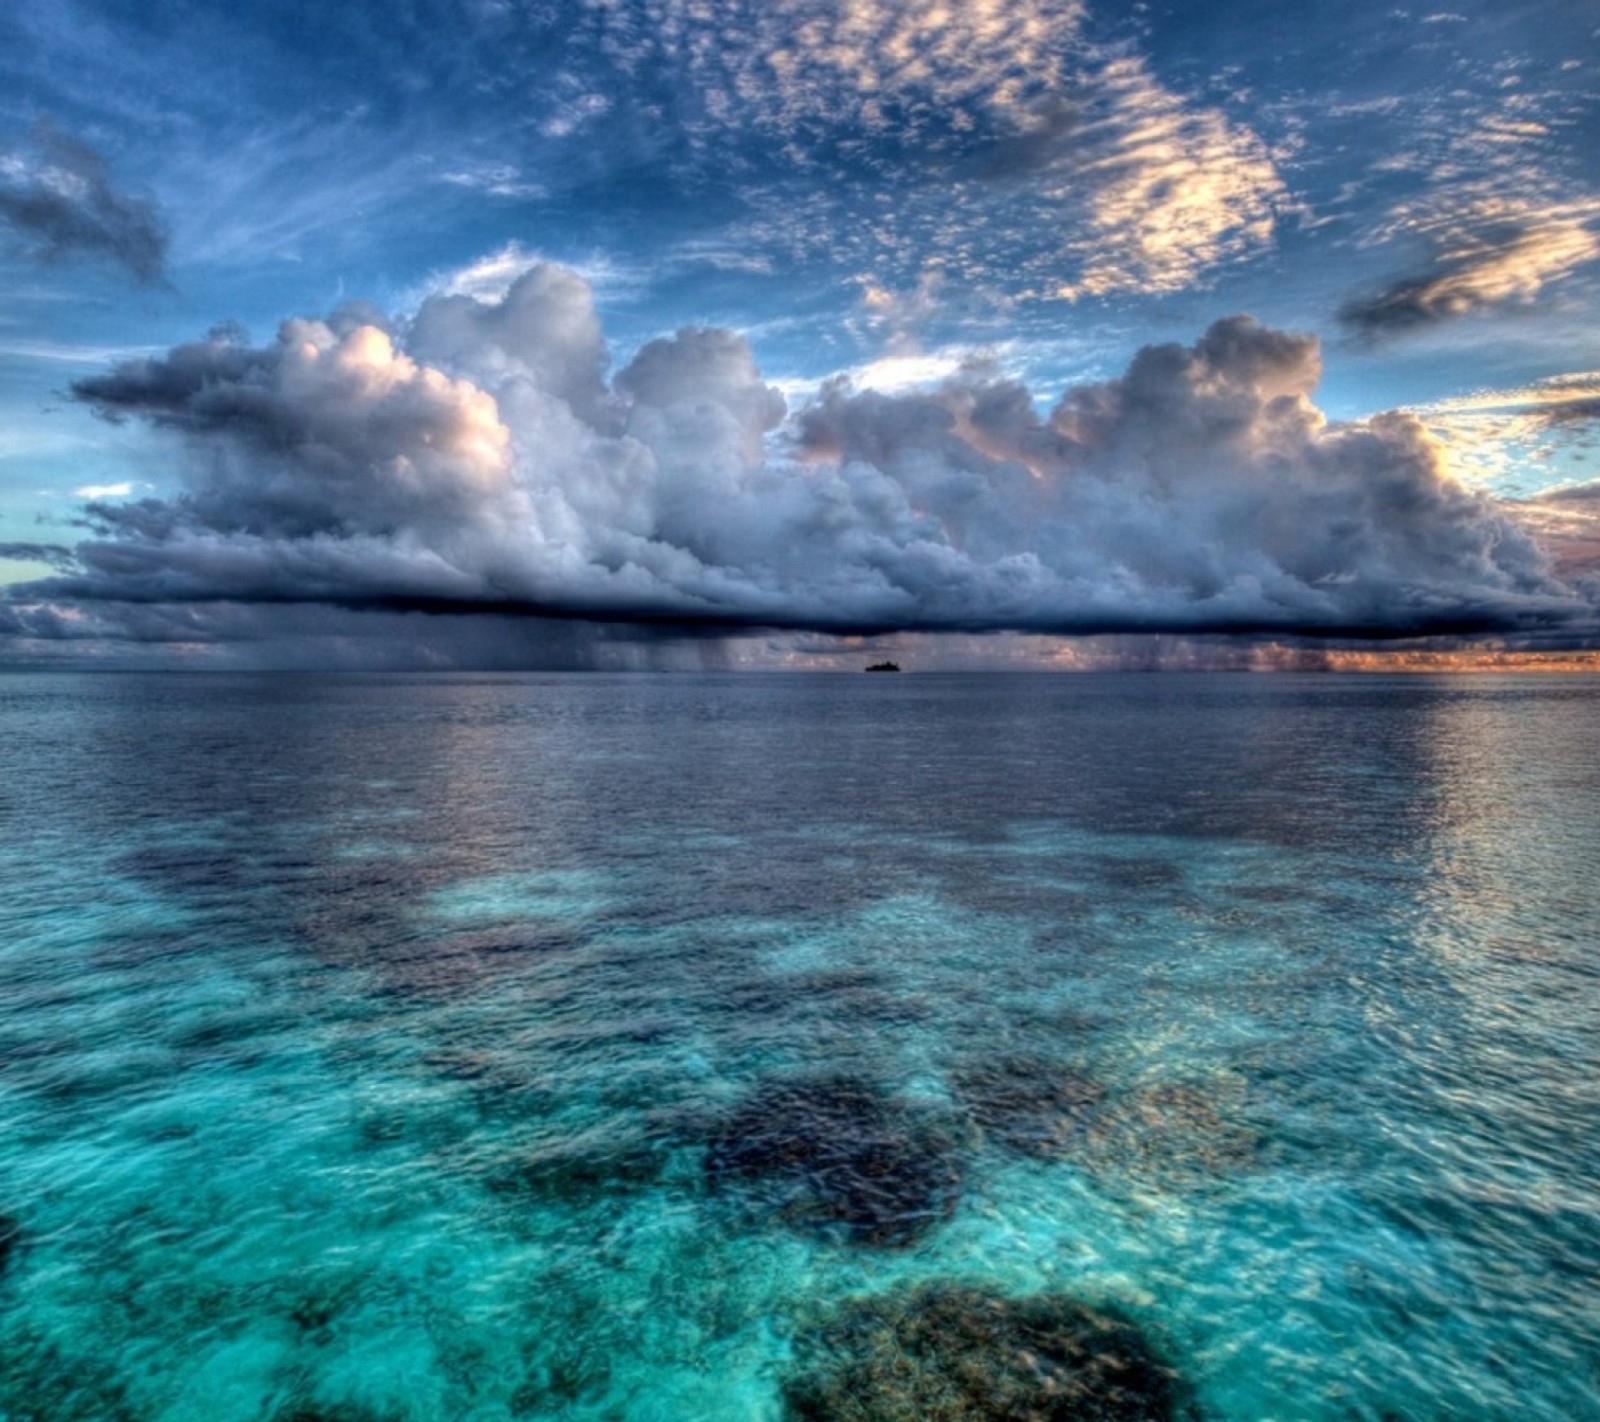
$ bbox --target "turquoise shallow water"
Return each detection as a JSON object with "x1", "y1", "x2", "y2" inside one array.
[{"x1": 1, "y1": 672, "x2": 1598, "y2": 1421}]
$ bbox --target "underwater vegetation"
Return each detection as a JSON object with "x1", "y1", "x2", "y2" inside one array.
[
  {"x1": 703, "y1": 1075, "x2": 969, "y2": 1247},
  {"x1": 783, "y1": 1282, "x2": 1183, "y2": 1422}
]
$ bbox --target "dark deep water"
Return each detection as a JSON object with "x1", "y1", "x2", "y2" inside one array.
[{"x1": 1, "y1": 672, "x2": 1598, "y2": 1420}]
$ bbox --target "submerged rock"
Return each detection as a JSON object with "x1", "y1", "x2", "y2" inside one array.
[
  {"x1": 783, "y1": 1282, "x2": 1181, "y2": 1421},
  {"x1": 952, "y1": 1057, "x2": 1106, "y2": 1160},
  {"x1": 705, "y1": 1076, "x2": 967, "y2": 1247}
]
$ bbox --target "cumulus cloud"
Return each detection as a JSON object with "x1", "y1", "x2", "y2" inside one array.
[
  {"x1": 12, "y1": 265, "x2": 1594, "y2": 662},
  {"x1": 0, "y1": 124, "x2": 168, "y2": 283}
]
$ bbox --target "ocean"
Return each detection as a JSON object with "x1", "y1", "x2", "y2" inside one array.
[{"x1": 1, "y1": 672, "x2": 1597, "y2": 1421}]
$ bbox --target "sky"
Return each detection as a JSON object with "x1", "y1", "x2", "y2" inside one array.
[{"x1": 1, "y1": 0, "x2": 1598, "y2": 669}]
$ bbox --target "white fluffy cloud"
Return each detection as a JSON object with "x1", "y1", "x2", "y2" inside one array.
[{"x1": 14, "y1": 263, "x2": 1593, "y2": 658}]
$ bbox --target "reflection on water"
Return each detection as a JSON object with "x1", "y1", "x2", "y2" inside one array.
[{"x1": 0, "y1": 673, "x2": 1598, "y2": 1420}]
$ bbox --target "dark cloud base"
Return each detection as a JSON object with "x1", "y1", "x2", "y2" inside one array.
[
  {"x1": 3, "y1": 599, "x2": 1595, "y2": 673},
  {"x1": 37, "y1": 590, "x2": 1568, "y2": 641}
]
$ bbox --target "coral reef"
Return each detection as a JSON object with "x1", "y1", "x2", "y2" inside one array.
[
  {"x1": 705, "y1": 1076, "x2": 967, "y2": 1247},
  {"x1": 783, "y1": 1282, "x2": 1181, "y2": 1421},
  {"x1": 951, "y1": 1057, "x2": 1106, "y2": 1160},
  {"x1": 952, "y1": 1055, "x2": 1259, "y2": 1190}
]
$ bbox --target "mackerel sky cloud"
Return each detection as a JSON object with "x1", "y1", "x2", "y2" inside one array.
[{"x1": 1, "y1": 0, "x2": 1597, "y2": 666}]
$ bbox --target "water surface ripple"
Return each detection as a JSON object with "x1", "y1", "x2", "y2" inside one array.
[{"x1": 1, "y1": 672, "x2": 1597, "y2": 1420}]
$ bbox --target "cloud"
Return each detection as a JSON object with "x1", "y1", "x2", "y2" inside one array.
[
  {"x1": 408, "y1": 262, "x2": 613, "y2": 420},
  {"x1": 0, "y1": 542, "x2": 76, "y2": 572},
  {"x1": 1512, "y1": 484, "x2": 1600, "y2": 598},
  {"x1": 586, "y1": 0, "x2": 1087, "y2": 146},
  {"x1": 1341, "y1": 200, "x2": 1600, "y2": 337},
  {"x1": 410, "y1": 241, "x2": 647, "y2": 307},
  {"x1": 1416, "y1": 372, "x2": 1600, "y2": 430},
  {"x1": 13, "y1": 266, "x2": 1593, "y2": 664},
  {"x1": 0, "y1": 597, "x2": 732, "y2": 671},
  {"x1": 569, "y1": 2, "x2": 1284, "y2": 302},
  {"x1": 1407, "y1": 371, "x2": 1600, "y2": 487},
  {"x1": 73, "y1": 314, "x2": 518, "y2": 544},
  {"x1": 1022, "y1": 54, "x2": 1288, "y2": 301},
  {"x1": 436, "y1": 164, "x2": 544, "y2": 199},
  {"x1": 711, "y1": 45, "x2": 1288, "y2": 306},
  {"x1": 0, "y1": 339, "x2": 162, "y2": 365},
  {"x1": 0, "y1": 124, "x2": 168, "y2": 283}
]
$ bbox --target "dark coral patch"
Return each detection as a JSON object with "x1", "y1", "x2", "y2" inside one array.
[
  {"x1": 952, "y1": 1057, "x2": 1107, "y2": 1159},
  {"x1": 704, "y1": 1076, "x2": 967, "y2": 1247},
  {"x1": 783, "y1": 1282, "x2": 1181, "y2": 1421}
]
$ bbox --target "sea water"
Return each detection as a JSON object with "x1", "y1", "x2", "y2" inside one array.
[{"x1": 0, "y1": 672, "x2": 1596, "y2": 1421}]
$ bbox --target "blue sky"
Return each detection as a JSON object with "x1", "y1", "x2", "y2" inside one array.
[{"x1": 2, "y1": 0, "x2": 1598, "y2": 666}]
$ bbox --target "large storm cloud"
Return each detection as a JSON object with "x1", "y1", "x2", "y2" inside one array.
[{"x1": 8, "y1": 263, "x2": 1594, "y2": 658}]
